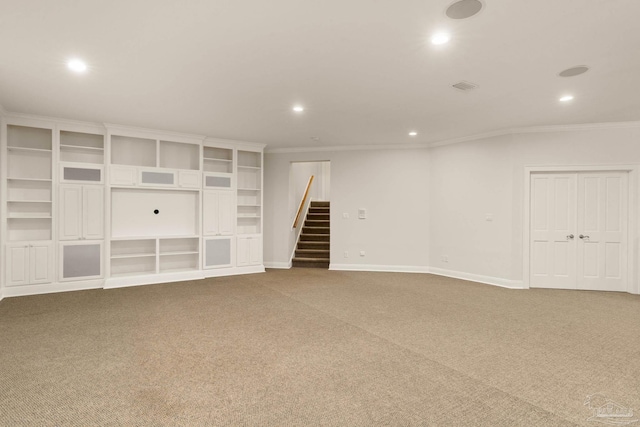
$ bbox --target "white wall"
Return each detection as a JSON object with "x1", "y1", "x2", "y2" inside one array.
[
  {"x1": 428, "y1": 126, "x2": 640, "y2": 290},
  {"x1": 264, "y1": 149, "x2": 430, "y2": 270},
  {"x1": 264, "y1": 124, "x2": 640, "y2": 293}
]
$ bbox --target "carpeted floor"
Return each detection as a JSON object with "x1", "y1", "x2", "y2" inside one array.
[{"x1": 1, "y1": 269, "x2": 639, "y2": 426}]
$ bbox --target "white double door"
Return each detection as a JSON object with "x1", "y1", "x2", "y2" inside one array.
[{"x1": 530, "y1": 172, "x2": 628, "y2": 291}]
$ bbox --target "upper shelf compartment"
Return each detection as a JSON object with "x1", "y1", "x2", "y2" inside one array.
[{"x1": 60, "y1": 131, "x2": 104, "y2": 164}]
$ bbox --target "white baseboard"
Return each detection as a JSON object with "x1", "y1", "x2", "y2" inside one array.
[
  {"x1": 428, "y1": 267, "x2": 524, "y2": 289},
  {"x1": 105, "y1": 271, "x2": 204, "y2": 289},
  {"x1": 264, "y1": 261, "x2": 292, "y2": 269},
  {"x1": 2, "y1": 279, "x2": 104, "y2": 298},
  {"x1": 329, "y1": 263, "x2": 431, "y2": 274},
  {"x1": 203, "y1": 265, "x2": 266, "y2": 278},
  {"x1": 329, "y1": 263, "x2": 523, "y2": 289}
]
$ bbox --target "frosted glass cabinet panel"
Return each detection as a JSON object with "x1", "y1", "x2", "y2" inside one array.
[
  {"x1": 204, "y1": 237, "x2": 233, "y2": 269},
  {"x1": 61, "y1": 164, "x2": 103, "y2": 183},
  {"x1": 60, "y1": 242, "x2": 103, "y2": 281}
]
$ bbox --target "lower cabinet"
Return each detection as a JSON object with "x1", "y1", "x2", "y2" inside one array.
[
  {"x1": 59, "y1": 241, "x2": 104, "y2": 281},
  {"x1": 237, "y1": 235, "x2": 261, "y2": 267},
  {"x1": 6, "y1": 241, "x2": 53, "y2": 286},
  {"x1": 203, "y1": 237, "x2": 233, "y2": 269}
]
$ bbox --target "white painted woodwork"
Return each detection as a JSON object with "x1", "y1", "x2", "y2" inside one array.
[
  {"x1": 237, "y1": 235, "x2": 261, "y2": 267},
  {"x1": 111, "y1": 189, "x2": 198, "y2": 238},
  {"x1": 59, "y1": 185, "x2": 83, "y2": 240},
  {"x1": 576, "y1": 173, "x2": 628, "y2": 291},
  {"x1": 203, "y1": 190, "x2": 234, "y2": 236},
  {"x1": 6, "y1": 244, "x2": 30, "y2": 286},
  {"x1": 178, "y1": 170, "x2": 201, "y2": 188},
  {"x1": 530, "y1": 172, "x2": 628, "y2": 291},
  {"x1": 59, "y1": 185, "x2": 104, "y2": 240},
  {"x1": 6, "y1": 242, "x2": 53, "y2": 286},
  {"x1": 530, "y1": 174, "x2": 577, "y2": 289},
  {"x1": 110, "y1": 165, "x2": 137, "y2": 186},
  {"x1": 83, "y1": 187, "x2": 105, "y2": 240}
]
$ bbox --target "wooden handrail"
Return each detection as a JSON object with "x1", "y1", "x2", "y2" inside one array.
[{"x1": 292, "y1": 175, "x2": 314, "y2": 229}]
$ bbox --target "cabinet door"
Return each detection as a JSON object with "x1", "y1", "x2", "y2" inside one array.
[
  {"x1": 30, "y1": 242, "x2": 53, "y2": 284},
  {"x1": 203, "y1": 191, "x2": 220, "y2": 235},
  {"x1": 60, "y1": 164, "x2": 103, "y2": 184},
  {"x1": 60, "y1": 185, "x2": 83, "y2": 240},
  {"x1": 249, "y1": 237, "x2": 262, "y2": 265},
  {"x1": 179, "y1": 170, "x2": 201, "y2": 188},
  {"x1": 6, "y1": 244, "x2": 30, "y2": 287},
  {"x1": 236, "y1": 237, "x2": 249, "y2": 267},
  {"x1": 60, "y1": 242, "x2": 103, "y2": 281},
  {"x1": 110, "y1": 165, "x2": 137, "y2": 186},
  {"x1": 139, "y1": 169, "x2": 176, "y2": 187},
  {"x1": 218, "y1": 191, "x2": 235, "y2": 235},
  {"x1": 83, "y1": 186, "x2": 104, "y2": 239},
  {"x1": 204, "y1": 237, "x2": 233, "y2": 269}
]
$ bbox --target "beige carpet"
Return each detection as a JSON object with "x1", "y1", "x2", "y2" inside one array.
[{"x1": 1, "y1": 269, "x2": 639, "y2": 426}]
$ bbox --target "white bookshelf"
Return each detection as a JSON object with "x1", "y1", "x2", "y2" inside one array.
[
  {"x1": 236, "y1": 150, "x2": 262, "y2": 235},
  {"x1": 6, "y1": 125, "x2": 53, "y2": 242}
]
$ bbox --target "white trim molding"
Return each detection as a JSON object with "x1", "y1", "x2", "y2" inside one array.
[
  {"x1": 428, "y1": 267, "x2": 524, "y2": 290},
  {"x1": 330, "y1": 264, "x2": 431, "y2": 274},
  {"x1": 264, "y1": 261, "x2": 292, "y2": 269}
]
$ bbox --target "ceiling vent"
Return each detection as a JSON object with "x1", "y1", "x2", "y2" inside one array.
[{"x1": 452, "y1": 81, "x2": 478, "y2": 92}]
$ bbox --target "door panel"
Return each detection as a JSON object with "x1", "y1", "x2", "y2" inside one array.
[
  {"x1": 218, "y1": 191, "x2": 235, "y2": 235},
  {"x1": 6, "y1": 245, "x2": 30, "y2": 286},
  {"x1": 203, "y1": 191, "x2": 219, "y2": 235},
  {"x1": 576, "y1": 172, "x2": 627, "y2": 291},
  {"x1": 83, "y1": 186, "x2": 104, "y2": 239},
  {"x1": 60, "y1": 185, "x2": 82, "y2": 240},
  {"x1": 530, "y1": 174, "x2": 577, "y2": 289},
  {"x1": 31, "y1": 243, "x2": 53, "y2": 284}
]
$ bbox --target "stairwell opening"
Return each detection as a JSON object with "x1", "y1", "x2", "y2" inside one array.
[{"x1": 289, "y1": 161, "x2": 331, "y2": 268}]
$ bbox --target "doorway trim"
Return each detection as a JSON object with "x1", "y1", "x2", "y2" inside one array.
[{"x1": 523, "y1": 165, "x2": 639, "y2": 294}]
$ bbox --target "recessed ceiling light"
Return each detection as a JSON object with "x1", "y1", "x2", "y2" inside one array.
[
  {"x1": 446, "y1": 0, "x2": 484, "y2": 19},
  {"x1": 67, "y1": 59, "x2": 87, "y2": 73},
  {"x1": 431, "y1": 33, "x2": 451, "y2": 45},
  {"x1": 292, "y1": 105, "x2": 304, "y2": 113},
  {"x1": 559, "y1": 95, "x2": 574, "y2": 102},
  {"x1": 558, "y1": 65, "x2": 589, "y2": 78},
  {"x1": 409, "y1": 131, "x2": 418, "y2": 137}
]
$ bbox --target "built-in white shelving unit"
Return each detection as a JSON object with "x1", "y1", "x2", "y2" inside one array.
[{"x1": 1, "y1": 116, "x2": 264, "y2": 297}]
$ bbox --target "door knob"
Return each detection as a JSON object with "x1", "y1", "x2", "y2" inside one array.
[
  {"x1": 566, "y1": 234, "x2": 574, "y2": 240},
  {"x1": 579, "y1": 234, "x2": 590, "y2": 240}
]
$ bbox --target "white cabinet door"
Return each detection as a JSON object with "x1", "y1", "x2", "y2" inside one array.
[
  {"x1": 110, "y1": 165, "x2": 137, "y2": 186},
  {"x1": 83, "y1": 186, "x2": 104, "y2": 239},
  {"x1": 249, "y1": 236, "x2": 262, "y2": 265},
  {"x1": 218, "y1": 191, "x2": 235, "y2": 235},
  {"x1": 31, "y1": 242, "x2": 53, "y2": 284},
  {"x1": 203, "y1": 191, "x2": 235, "y2": 236},
  {"x1": 179, "y1": 170, "x2": 201, "y2": 188},
  {"x1": 203, "y1": 191, "x2": 220, "y2": 236},
  {"x1": 6, "y1": 244, "x2": 30, "y2": 287},
  {"x1": 237, "y1": 236, "x2": 249, "y2": 267},
  {"x1": 60, "y1": 185, "x2": 83, "y2": 240},
  {"x1": 237, "y1": 236, "x2": 261, "y2": 266}
]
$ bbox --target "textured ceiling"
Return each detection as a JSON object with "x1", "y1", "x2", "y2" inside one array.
[{"x1": 0, "y1": 0, "x2": 639, "y2": 148}]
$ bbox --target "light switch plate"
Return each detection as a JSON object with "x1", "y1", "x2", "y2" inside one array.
[{"x1": 358, "y1": 208, "x2": 366, "y2": 219}]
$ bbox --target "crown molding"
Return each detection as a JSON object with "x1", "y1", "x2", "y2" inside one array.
[
  {"x1": 266, "y1": 120, "x2": 640, "y2": 154},
  {"x1": 205, "y1": 136, "x2": 266, "y2": 150},
  {"x1": 265, "y1": 142, "x2": 431, "y2": 154}
]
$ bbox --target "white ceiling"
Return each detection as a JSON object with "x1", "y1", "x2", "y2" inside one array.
[{"x1": 1, "y1": 0, "x2": 639, "y2": 149}]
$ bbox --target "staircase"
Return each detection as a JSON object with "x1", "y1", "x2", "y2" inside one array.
[{"x1": 292, "y1": 201, "x2": 330, "y2": 268}]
